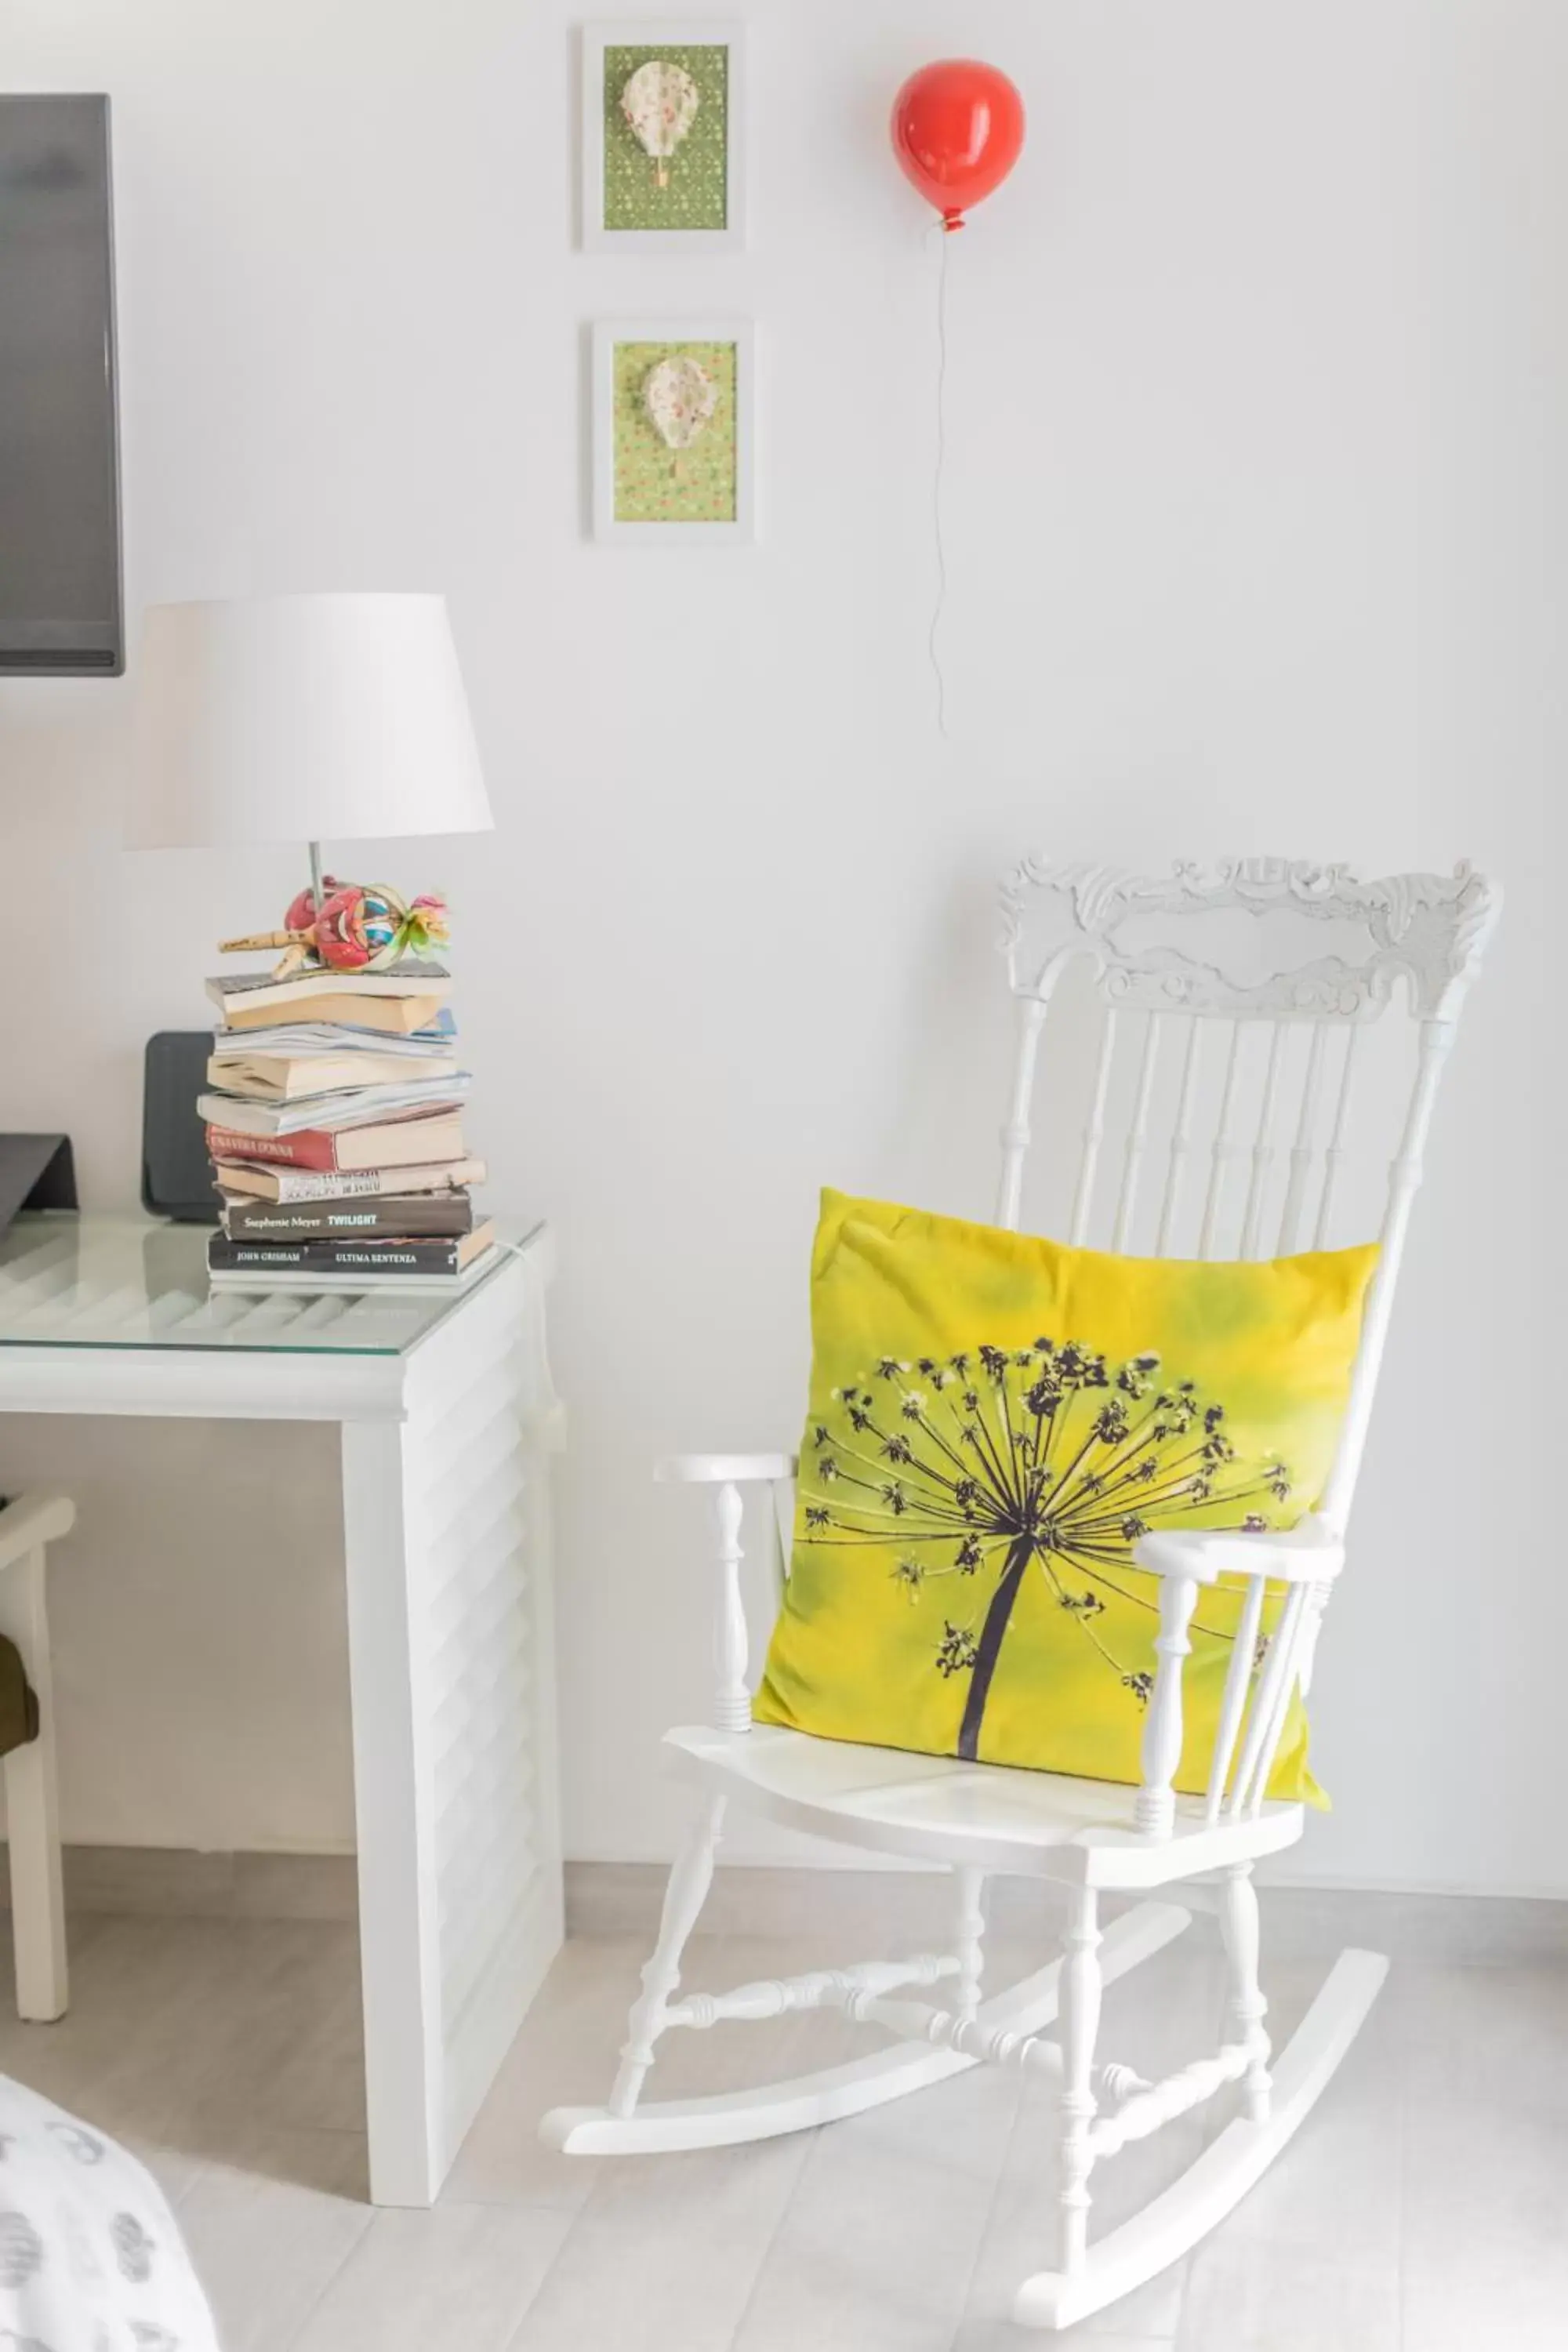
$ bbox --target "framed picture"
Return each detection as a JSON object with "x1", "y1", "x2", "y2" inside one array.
[
  {"x1": 581, "y1": 23, "x2": 746, "y2": 252},
  {"x1": 592, "y1": 322, "x2": 755, "y2": 544}
]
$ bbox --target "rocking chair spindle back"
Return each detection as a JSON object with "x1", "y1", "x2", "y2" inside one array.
[
  {"x1": 995, "y1": 857, "x2": 1498, "y2": 1520},
  {"x1": 996, "y1": 858, "x2": 1498, "y2": 1837}
]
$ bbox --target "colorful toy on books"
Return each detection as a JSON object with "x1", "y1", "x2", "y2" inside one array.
[{"x1": 220, "y1": 880, "x2": 450, "y2": 979}]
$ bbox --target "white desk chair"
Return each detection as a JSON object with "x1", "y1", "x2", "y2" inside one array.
[
  {"x1": 0, "y1": 1490, "x2": 72, "y2": 2021},
  {"x1": 543, "y1": 857, "x2": 1498, "y2": 2332}
]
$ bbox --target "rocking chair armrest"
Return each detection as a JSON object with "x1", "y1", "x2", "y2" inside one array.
[
  {"x1": 655, "y1": 1454, "x2": 798, "y2": 1486},
  {"x1": 1131, "y1": 1512, "x2": 1344, "y2": 1838},
  {"x1": 0, "y1": 1490, "x2": 76, "y2": 1570},
  {"x1": 1131, "y1": 1513, "x2": 1345, "y2": 1590},
  {"x1": 655, "y1": 1457, "x2": 798, "y2": 1733}
]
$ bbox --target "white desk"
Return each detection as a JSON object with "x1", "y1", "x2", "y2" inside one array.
[{"x1": 0, "y1": 1214, "x2": 563, "y2": 2205}]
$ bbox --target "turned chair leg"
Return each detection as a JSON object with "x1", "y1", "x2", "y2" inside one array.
[
  {"x1": 954, "y1": 1865, "x2": 985, "y2": 2024},
  {"x1": 1057, "y1": 1886, "x2": 1102, "y2": 2277},
  {"x1": 0, "y1": 1544, "x2": 67, "y2": 2022},
  {"x1": 608, "y1": 1793, "x2": 726, "y2": 2119},
  {"x1": 1219, "y1": 1860, "x2": 1272, "y2": 2123}
]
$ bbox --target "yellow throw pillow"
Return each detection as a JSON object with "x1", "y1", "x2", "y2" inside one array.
[{"x1": 754, "y1": 1190, "x2": 1379, "y2": 1806}]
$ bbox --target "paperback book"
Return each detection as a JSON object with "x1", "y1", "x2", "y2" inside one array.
[
  {"x1": 205, "y1": 960, "x2": 452, "y2": 1018},
  {"x1": 209, "y1": 1014, "x2": 456, "y2": 1059},
  {"x1": 204, "y1": 1110, "x2": 468, "y2": 1173},
  {"x1": 196, "y1": 1074, "x2": 469, "y2": 1138},
  {"x1": 219, "y1": 989, "x2": 448, "y2": 1036},
  {"x1": 213, "y1": 1156, "x2": 486, "y2": 1203},
  {"x1": 207, "y1": 1252, "x2": 498, "y2": 1297},
  {"x1": 206, "y1": 1049, "x2": 462, "y2": 1102}
]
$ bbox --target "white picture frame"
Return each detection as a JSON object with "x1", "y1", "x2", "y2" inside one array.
[
  {"x1": 581, "y1": 22, "x2": 747, "y2": 253},
  {"x1": 592, "y1": 319, "x2": 757, "y2": 546}
]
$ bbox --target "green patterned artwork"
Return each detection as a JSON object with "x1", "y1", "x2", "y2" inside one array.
[
  {"x1": 604, "y1": 44, "x2": 728, "y2": 231},
  {"x1": 612, "y1": 340, "x2": 738, "y2": 524}
]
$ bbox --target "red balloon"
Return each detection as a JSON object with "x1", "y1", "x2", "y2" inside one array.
[{"x1": 891, "y1": 59, "x2": 1025, "y2": 231}]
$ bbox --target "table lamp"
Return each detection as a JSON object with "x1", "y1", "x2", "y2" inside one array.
[{"x1": 128, "y1": 593, "x2": 492, "y2": 914}]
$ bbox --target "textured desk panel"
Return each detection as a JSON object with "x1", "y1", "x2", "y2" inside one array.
[{"x1": 0, "y1": 1216, "x2": 540, "y2": 1356}]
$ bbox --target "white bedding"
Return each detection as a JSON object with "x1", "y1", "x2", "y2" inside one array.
[{"x1": 0, "y1": 2074, "x2": 220, "y2": 2351}]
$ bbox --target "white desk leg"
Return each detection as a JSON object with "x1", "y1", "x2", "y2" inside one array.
[
  {"x1": 342, "y1": 1417, "x2": 443, "y2": 2207},
  {"x1": 0, "y1": 1544, "x2": 67, "y2": 2021},
  {"x1": 341, "y1": 1264, "x2": 562, "y2": 2207}
]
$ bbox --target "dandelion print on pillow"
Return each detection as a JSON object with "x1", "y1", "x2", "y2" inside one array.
[{"x1": 754, "y1": 1191, "x2": 1379, "y2": 1804}]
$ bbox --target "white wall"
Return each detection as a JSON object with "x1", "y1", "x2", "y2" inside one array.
[{"x1": 0, "y1": 2, "x2": 1560, "y2": 1893}]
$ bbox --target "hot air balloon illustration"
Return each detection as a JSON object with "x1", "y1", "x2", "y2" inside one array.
[
  {"x1": 621, "y1": 58, "x2": 699, "y2": 190},
  {"x1": 644, "y1": 354, "x2": 717, "y2": 485}
]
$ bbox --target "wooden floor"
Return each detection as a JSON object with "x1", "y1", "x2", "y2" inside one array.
[{"x1": 0, "y1": 1896, "x2": 1562, "y2": 2350}]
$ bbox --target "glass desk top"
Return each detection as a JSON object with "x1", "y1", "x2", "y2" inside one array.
[{"x1": 0, "y1": 1214, "x2": 541, "y2": 1356}]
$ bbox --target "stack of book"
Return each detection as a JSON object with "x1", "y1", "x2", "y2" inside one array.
[{"x1": 200, "y1": 960, "x2": 495, "y2": 1291}]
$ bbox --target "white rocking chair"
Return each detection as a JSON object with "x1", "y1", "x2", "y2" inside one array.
[
  {"x1": 0, "y1": 1489, "x2": 72, "y2": 2021},
  {"x1": 543, "y1": 857, "x2": 1499, "y2": 2332}
]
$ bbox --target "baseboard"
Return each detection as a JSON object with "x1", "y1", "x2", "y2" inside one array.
[
  {"x1": 7, "y1": 1846, "x2": 1563, "y2": 1965},
  {"x1": 0, "y1": 1844, "x2": 358, "y2": 1922},
  {"x1": 564, "y1": 1859, "x2": 1568, "y2": 1964}
]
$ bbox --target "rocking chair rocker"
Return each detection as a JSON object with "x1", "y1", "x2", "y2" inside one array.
[{"x1": 542, "y1": 857, "x2": 1498, "y2": 2332}]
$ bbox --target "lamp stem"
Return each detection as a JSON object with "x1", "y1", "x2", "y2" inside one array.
[{"x1": 307, "y1": 839, "x2": 325, "y2": 921}]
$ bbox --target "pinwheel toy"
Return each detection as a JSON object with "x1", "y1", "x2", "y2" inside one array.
[{"x1": 220, "y1": 880, "x2": 450, "y2": 978}]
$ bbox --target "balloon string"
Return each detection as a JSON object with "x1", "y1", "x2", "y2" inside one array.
[{"x1": 928, "y1": 223, "x2": 951, "y2": 740}]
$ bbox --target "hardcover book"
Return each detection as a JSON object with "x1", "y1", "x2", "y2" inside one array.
[
  {"x1": 207, "y1": 1250, "x2": 499, "y2": 1296},
  {"x1": 220, "y1": 1191, "x2": 477, "y2": 1241},
  {"x1": 207, "y1": 1221, "x2": 495, "y2": 1278}
]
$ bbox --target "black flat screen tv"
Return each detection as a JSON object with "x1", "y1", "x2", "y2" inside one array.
[{"x1": 0, "y1": 95, "x2": 122, "y2": 677}]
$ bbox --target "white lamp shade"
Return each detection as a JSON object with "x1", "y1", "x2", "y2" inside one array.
[{"x1": 129, "y1": 594, "x2": 492, "y2": 849}]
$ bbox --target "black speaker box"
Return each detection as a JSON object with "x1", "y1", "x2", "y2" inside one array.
[{"x1": 142, "y1": 1032, "x2": 219, "y2": 1223}]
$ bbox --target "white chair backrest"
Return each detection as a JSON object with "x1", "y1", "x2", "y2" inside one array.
[{"x1": 993, "y1": 858, "x2": 1500, "y2": 1535}]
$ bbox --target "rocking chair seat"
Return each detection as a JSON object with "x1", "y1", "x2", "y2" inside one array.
[{"x1": 664, "y1": 1722, "x2": 1305, "y2": 1890}]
